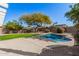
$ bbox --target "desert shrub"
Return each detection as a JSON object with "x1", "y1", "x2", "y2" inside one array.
[{"x1": 57, "y1": 27, "x2": 65, "y2": 33}]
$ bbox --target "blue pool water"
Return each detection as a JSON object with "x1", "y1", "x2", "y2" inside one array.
[{"x1": 39, "y1": 34, "x2": 71, "y2": 42}]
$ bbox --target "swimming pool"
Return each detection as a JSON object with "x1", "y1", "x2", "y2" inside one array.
[{"x1": 39, "y1": 34, "x2": 72, "y2": 42}]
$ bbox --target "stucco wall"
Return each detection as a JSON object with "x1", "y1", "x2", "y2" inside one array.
[
  {"x1": 0, "y1": 3, "x2": 8, "y2": 34},
  {"x1": 0, "y1": 28, "x2": 2, "y2": 34}
]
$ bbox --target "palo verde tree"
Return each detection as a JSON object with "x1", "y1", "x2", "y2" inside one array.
[{"x1": 20, "y1": 13, "x2": 52, "y2": 27}]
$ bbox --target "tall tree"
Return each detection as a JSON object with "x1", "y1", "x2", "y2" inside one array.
[
  {"x1": 74, "y1": 23, "x2": 79, "y2": 30},
  {"x1": 65, "y1": 4, "x2": 79, "y2": 24},
  {"x1": 20, "y1": 13, "x2": 52, "y2": 27}
]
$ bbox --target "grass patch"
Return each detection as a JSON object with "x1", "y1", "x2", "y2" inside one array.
[{"x1": 0, "y1": 33, "x2": 38, "y2": 41}]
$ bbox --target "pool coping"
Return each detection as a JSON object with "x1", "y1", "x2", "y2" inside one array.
[{"x1": 37, "y1": 33, "x2": 75, "y2": 46}]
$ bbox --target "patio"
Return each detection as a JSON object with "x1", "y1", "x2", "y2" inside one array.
[{"x1": 0, "y1": 33, "x2": 75, "y2": 56}]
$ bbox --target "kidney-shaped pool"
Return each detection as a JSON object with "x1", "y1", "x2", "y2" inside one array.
[{"x1": 39, "y1": 34, "x2": 72, "y2": 42}]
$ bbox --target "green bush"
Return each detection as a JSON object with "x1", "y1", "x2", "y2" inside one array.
[
  {"x1": 74, "y1": 34, "x2": 79, "y2": 45},
  {"x1": 74, "y1": 34, "x2": 79, "y2": 41},
  {"x1": 57, "y1": 27, "x2": 64, "y2": 33}
]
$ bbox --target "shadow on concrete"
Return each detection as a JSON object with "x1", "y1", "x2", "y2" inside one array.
[
  {"x1": 0, "y1": 48, "x2": 38, "y2": 56},
  {"x1": 1, "y1": 45, "x2": 79, "y2": 56},
  {"x1": 39, "y1": 45, "x2": 79, "y2": 56}
]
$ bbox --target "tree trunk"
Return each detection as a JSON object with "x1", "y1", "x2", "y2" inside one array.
[{"x1": 9, "y1": 30, "x2": 13, "y2": 34}]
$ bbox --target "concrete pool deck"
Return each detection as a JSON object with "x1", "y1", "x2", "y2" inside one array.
[{"x1": 0, "y1": 33, "x2": 75, "y2": 56}]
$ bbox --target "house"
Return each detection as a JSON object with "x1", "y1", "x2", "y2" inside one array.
[{"x1": 0, "y1": 3, "x2": 8, "y2": 34}]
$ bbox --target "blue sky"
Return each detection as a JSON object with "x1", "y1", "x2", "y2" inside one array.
[{"x1": 4, "y1": 3, "x2": 73, "y2": 26}]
